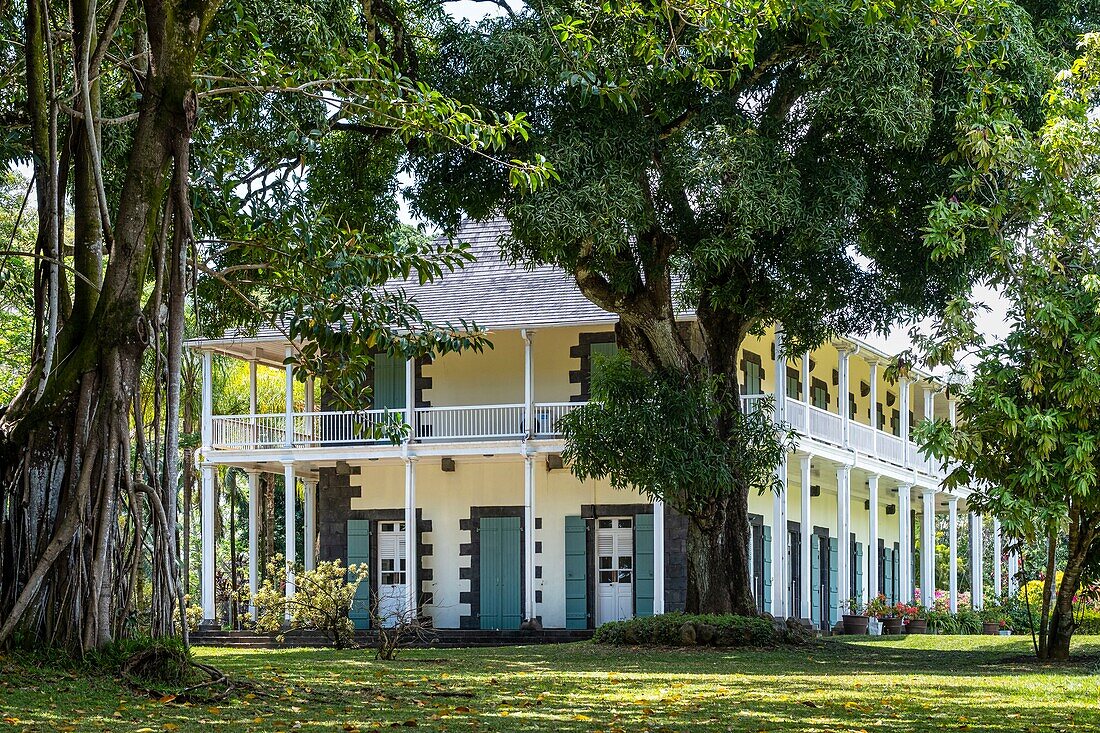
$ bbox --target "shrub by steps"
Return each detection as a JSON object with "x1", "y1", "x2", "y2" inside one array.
[{"x1": 593, "y1": 612, "x2": 813, "y2": 647}]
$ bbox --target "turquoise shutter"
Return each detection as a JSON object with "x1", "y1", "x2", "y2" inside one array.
[
  {"x1": 828, "y1": 537, "x2": 839, "y2": 628},
  {"x1": 883, "y1": 548, "x2": 895, "y2": 604},
  {"x1": 590, "y1": 341, "x2": 618, "y2": 384},
  {"x1": 855, "y1": 542, "x2": 864, "y2": 605},
  {"x1": 762, "y1": 525, "x2": 773, "y2": 614},
  {"x1": 347, "y1": 520, "x2": 371, "y2": 629},
  {"x1": 635, "y1": 514, "x2": 655, "y2": 617},
  {"x1": 565, "y1": 517, "x2": 588, "y2": 628},
  {"x1": 480, "y1": 517, "x2": 522, "y2": 629},
  {"x1": 810, "y1": 534, "x2": 821, "y2": 626},
  {"x1": 373, "y1": 353, "x2": 407, "y2": 410}
]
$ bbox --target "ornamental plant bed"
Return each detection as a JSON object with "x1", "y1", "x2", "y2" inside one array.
[{"x1": 592, "y1": 613, "x2": 813, "y2": 648}]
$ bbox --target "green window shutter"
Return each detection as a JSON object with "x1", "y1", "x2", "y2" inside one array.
[
  {"x1": 810, "y1": 534, "x2": 821, "y2": 625},
  {"x1": 855, "y1": 542, "x2": 864, "y2": 605},
  {"x1": 589, "y1": 341, "x2": 618, "y2": 382},
  {"x1": 634, "y1": 514, "x2": 655, "y2": 618},
  {"x1": 762, "y1": 525, "x2": 773, "y2": 614},
  {"x1": 883, "y1": 548, "x2": 895, "y2": 604},
  {"x1": 565, "y1": 516, "x2": 588, "y2": 629},
  {"x1": 347, "y1": 520, "x2": 371, "y2": 630},
  {"x1": 479, "y1": 517, "x2": 521, "y2": 629},
  {"x1": 828, "y1": 537, "x2": 839, "y2": 628},
  {"x1": 373, "y1": 353, "x2": 407, "y2": 410}
]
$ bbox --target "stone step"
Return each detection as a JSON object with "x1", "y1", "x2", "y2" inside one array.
[{"x1": 188, "y1": 628, "x2": 593, "y2": 649}]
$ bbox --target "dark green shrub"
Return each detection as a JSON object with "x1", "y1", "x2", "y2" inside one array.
[
  {"x1": 1075, "y1": 607, "x2": 1100, "y2": 635},
  {"x1": 592, "y1": 613, "x2": 802, "y2": 648}
]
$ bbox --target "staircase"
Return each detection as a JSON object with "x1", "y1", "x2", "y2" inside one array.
[{"x1": 188, "y1": 627, "x2": 593, "y2": 649}]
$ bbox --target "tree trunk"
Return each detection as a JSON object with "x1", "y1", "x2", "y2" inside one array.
[
  {"x1": 686, "y1": 488, "x2": 756, "y2": 615},
  {"x1": 1044, "y1": 509, "x2": 1095, "y2": 661},
  {"x1": 575, "y1": 265, "x2": 763, "y2": 616},
  {"x1": 0, "y1": 0, "x2": 216, "y2": 652}
]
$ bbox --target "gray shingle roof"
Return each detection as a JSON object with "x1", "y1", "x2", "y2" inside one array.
[{"x1": 398, "y1": 219, "x2": 616, "y2": 330}]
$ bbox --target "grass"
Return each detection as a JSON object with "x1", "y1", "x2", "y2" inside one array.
[{"x1": 2, "y1": 635, "x2": 1099, "y2": 732}]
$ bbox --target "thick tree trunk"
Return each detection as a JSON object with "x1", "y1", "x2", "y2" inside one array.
[
  {"x1": 0, "y1": 0, "x2": 216, "y2": 652},
  {"x1": 686, "y1": 488, "x2": 757, "y2": 615},
  {"x1": 1044, "y1": 510, "x2": 1095, "y2": 661},
  {"x1": 580, "y1": 264, "x2": 763, "y2": 616}
]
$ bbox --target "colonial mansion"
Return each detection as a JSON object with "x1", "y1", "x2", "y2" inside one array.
[{"x1": 190, "y1": 220, "x2": 1018, "y2": 633}]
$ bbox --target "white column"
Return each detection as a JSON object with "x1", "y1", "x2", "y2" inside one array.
[
  {"x1": 801, "y1": 352, "x2": 811, "y2": 431},
  {"x1": 201, "y1": 350, "x2": 213, "y2": 447},
  {"x1": 948, "y1": 397, "x2": 957, "y2": 426},
  {"x1": 523, "y1": 452, "x2": 537, "y2": 621},
  {"x1": 248, "y1": 359, "x2": 258, "y2": 414},
  {"x1": 898, "y1": 483, "x2": 912, "y2": 601},
  {"x1": 920, "y1": 488, "x2": 936, "y2": 608},
  {"x1": 837, "y1": 347, "x2": 850, "y2": 447},
  {"x1": 303, "y1": 479, "x2": 316, "y2": 571},
  {"x1": 947, "y1": 495, "x2": 959, "y2": 613},
  {"x1": 1008, "y1": 548, "x2": 1020, "y2": 596},
  {"x1": 992, "y1": 517, "x2": 1003, "y2": 598},
  {"x1": 868, "y1": 361, "x2": 879, "y2": 435},
  {"x1": 284, "y1": 346, "x2": 294, "y2": 448},
  {"x1": 522, "y1": 330, "x2": 534, "y2": 438},
  {"x1": 774, "y1": 329, "x2": 786, "y2": 423},
  {"x1": 772, "y1": 454, "x2": 788, "y2": 617},
  {"x1": 404, "y1": 457, "x2": 418, "y2": 616},
  {"x1": 653, "y1": 499, "x2": 666, "y2": 615},
  {"x1": 970, "y1": 511, "x2": 984, "y2": 610},
  {"x1": 200, "y1": 464, "x2": 216, "y2": 622},
  {"x1": 283, "y1": 463, "x2": 296, "y2": 612},
  {"x1": 248, "y1": 358, "x2": 258, "y2": 449},
  {"x1": 247, "y1": 469, "x2": 260, "y2": 617},
  {"x1": 304, "y1": 376, "x2": 315, "y2": 443},
  {"x1": 900, "y1": 378, "x2": 911, "y2": 468},
  {"x1": 868, "y1": 474, "x2": 880, "y2": 600},
  {"x1": 836, "y1": 465, "x2": 851, "y2": 615},
  {"x1": 405, "y1": 356, "x2": 416, "y2": 436},
  {"x1": 924, "y1": 385, "x2": 935, "y2": 422},
  {"x1": 799, "y1": 454, "x2": 812, "y2": 619}
]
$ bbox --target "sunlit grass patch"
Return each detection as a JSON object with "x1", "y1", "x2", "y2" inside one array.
[{"x1": 1, "y1": 635, "x2": 1098, "y2": 731}]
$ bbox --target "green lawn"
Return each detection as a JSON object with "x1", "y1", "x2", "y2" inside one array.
[{"x1": 2, "y1": 636, "x2": 1098, "y2": 732}]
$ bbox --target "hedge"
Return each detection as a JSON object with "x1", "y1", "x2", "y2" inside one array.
[{"x1": 592, "y1": 613, "x2": 811, "y2": 648}]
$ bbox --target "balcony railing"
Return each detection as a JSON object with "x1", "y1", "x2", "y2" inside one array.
[{"x1": 208, "y1": 397, "x2": 943, "y2": 477}]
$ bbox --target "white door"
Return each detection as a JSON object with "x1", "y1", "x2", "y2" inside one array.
[
  {"x1": 596, "y1": 517, "x2": 634, "y2": 625},
  {"x1": 377, "y1": 522, "x2": 408, "y2": 627}
]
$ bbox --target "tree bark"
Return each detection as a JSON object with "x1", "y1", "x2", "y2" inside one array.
[{"x1": 1045, "y1": 508, "x2": 1096, "y2": 661}]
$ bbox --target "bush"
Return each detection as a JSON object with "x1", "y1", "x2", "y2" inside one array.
[
  {"x1": 1074, "y1": 607, "x2": 1100, "y2": 635},
  {"x1": 592, "y1": 613, "x2": 808, "y2": 648},
  {"x1": 252, "y1": 556, "x2": 369, "y2": 648}
]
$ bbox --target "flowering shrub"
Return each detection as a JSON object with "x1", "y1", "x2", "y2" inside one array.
[{"x1": 252, "y1": 556, "x2": 369, "y2": 649}]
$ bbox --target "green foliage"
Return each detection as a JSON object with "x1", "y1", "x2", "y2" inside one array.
[
  {"x1": 592, "y1": 612, "x2": 797, "y2": 647},
  {"x1": 252, "y1": 557, "x2": 369, "y2": 649},
  {"x1": 0, "y1": 171, "x2": 35, "y2": 405},
  {"x1": 560, "y1": 352, "x2": 794, "y2": 518}
]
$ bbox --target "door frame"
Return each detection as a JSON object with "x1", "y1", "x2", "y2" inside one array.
[
  {"x1": 787, "y1": 520, "x2": 802, "y2": 619},
  {"x1": 594, "y1": 515, "x2": 636, "y2": 626},
  {"x1": 580, "y1": 503, "x2": 653, "y2": 628},
  {"x1": 749, "y1": 513, "x2": 766, "y2": 614},
  {"x1": 342, "y1": 508, "x2": 428, "y2": 621},
  {"x1": 459, "y1": 506, "x2": 526, "y2": 630},
  {"x1": 813, "y1": 526, "x2": 831, "y2": 631}
]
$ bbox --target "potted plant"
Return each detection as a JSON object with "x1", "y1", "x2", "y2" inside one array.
[
  {"x1": 902, "y1": 603, "x2": 928, "y2": 634},
  {"x1": 843, "y1": 597, "x2": 870, "y2": 635},
  {"x1": 980, "y1": 604, "x2": 1006, "y2": 635},
  {"x1": 871, "y1": 597, "x2": 905, "y2": 635}
]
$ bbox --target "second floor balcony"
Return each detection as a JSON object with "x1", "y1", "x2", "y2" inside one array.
[{"x1": 208, "y1": 393, "x2": 943, "y2": 478}]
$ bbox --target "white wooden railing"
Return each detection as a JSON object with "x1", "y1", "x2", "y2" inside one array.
[
  {"x1": 414, "y1": 404, "x2": 525, "y2": 441},
  {"x1": 533, "y1": 402, "x2": 583, "y2": 437},
  {"x1": 209, "y1": 397, "x2": 943, "y2": 477}
]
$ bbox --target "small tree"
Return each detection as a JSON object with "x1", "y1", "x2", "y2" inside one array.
[
  {"x1": 915, "y1": 35, "x2": 1100, "y2": 661},
  {"x1": 253, "y1": 557, "x2": 368, "y2": 649}
]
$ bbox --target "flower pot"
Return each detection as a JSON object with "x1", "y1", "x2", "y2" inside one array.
[
  {"x1": 998, "y1": 629, "x2": 1012, "y2": 636},
  {"x1": 881, "y1": 617, "x2": 904, "y2": 635},
  {"x1": 843, "y1": 614, "x2": 870, "y2": 635},
  {"x1": 982, "y1": 621, "x2": 1001, "y2": 635},
  {"x1": 905, "y1": 619, "x2": 928, "y2": 634},
  {"x1": 868, "y1": 618, "x2": 883, "y2": 636}
]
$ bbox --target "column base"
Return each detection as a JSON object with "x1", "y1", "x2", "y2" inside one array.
[{"x1": 198, "y1": 618, "x2": 220, "y2": 630}]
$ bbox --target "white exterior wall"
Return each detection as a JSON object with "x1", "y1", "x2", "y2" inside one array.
[{"x1": 348, "y1": 457, "x2": 648, "y2": 629}]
